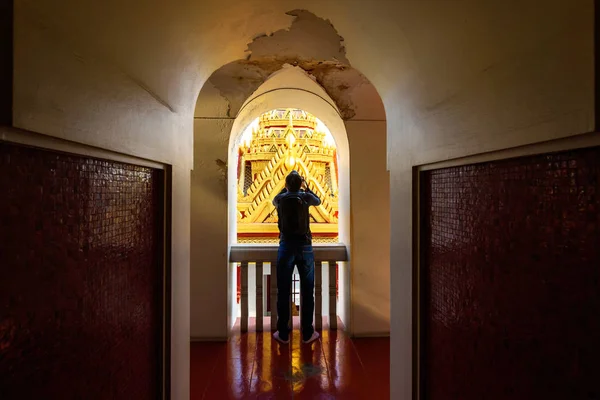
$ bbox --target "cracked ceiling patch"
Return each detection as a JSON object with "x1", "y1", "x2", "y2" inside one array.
[{"x1": 204, "y1": 9, "x2": 377, "y2": 120}]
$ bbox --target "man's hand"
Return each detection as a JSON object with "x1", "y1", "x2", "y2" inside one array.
[{"x1": 301, "y1": 178, "x2": 308, "y2": 191}]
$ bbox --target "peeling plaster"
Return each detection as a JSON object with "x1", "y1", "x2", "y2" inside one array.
[
  {"x1": 206, "y1": 9, "x2": 378, "y2": 120},
  {"x1": 246, "y1": 10, "x2": 349, "y2": 64}
]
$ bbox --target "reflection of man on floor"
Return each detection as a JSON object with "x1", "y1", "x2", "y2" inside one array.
[{"x1": 272, "y1": 170, "x2": 321, "y2": 344}]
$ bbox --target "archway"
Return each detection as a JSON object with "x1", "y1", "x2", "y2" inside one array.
[
  {"x1": 192, "y1": 62, "x2": 388, "y2": 339},
  {"x1": 225, "y1": 67, "x2": 352, "y2": 331},
  {"x1": 229, "y1": 106, "x2": 346, "y2": 331}
]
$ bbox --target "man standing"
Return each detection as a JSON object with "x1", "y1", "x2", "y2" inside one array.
[{"x1": 272, "y1": 170, "x2": 321, "y2": 344}]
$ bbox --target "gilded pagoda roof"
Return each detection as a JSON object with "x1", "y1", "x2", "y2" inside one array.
[{"x1": 237, "y1": 108, "x2": 339, "y2": 241}]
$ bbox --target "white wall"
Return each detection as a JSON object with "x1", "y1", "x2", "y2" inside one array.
[
  {"x1": 13, "y1": 4, "x2": 194, "y2": 399},
  {"x1": 384, "y1": 5, "x2": 594, "y2": 399},
  {"x1": 191, "y1": 78, "x2": 238, "y2": 339},
  {"x1": 191, "y1": 70, "x2": 234, "y2": 340},
  {"x1": 191, "y1": 118, "x2": 232, "y2": 339},
  {"x1": 346, "y1": 120, "x2": 390, "y2": 336}
]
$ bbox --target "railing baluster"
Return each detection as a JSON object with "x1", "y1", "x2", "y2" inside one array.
[
  {"x1": 256, "y1": 261, "x2": 263, "y2": 332},
  {"x1": 270, "y1": 262, "x2": 277, "y2": 331},
  {"x1": 289, "y1": 281, "x2": 293, "y2": 330},
  {"x1": 230, "y1": 245, "x2": 346, "y2": 334},
  {"x1": 299, "y1": 275, "x2": 303, "y2": 329},
  {"x1": 328, "y1": 261, "x2": 337, "y2": 330},
  {"x1": 241, "y1": 261, "x2": 249, "y2": 333},
  {"x1": 315, "y1": 260, "x2": 323, "y2": 330}
]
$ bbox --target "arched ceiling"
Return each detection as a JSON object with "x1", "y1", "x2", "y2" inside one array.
[
  {"x1": 20, "y1": 0, "x2": 587, "y2": 118},
  {"x1": 241, "y1": 65, "x2": 339, "y2": 113},
  {"x1": 15, "y1": 0, "x2": 592, "y2": 166},
  {"x1": 227, "y1": 65, "x2": 350, "y2": 149}
]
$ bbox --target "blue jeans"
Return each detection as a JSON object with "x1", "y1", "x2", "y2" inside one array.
[{"x1": 276, "y1": 240, "x2": 315, "y2": 341}]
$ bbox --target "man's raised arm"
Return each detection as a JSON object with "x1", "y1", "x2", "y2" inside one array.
[{"x1": 303, "y1": 187, "x2": 321, "y2": 206}]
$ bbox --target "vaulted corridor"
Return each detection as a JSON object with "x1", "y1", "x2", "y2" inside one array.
[{"x1": 2, "y1": 1, "x2": 599, "y2": 399}]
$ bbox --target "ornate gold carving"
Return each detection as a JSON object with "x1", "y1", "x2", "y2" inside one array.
[{"x1": 237, "y1": 109, "x2": 339, "y2": 243}]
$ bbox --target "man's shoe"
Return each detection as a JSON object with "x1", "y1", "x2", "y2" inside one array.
[
  {"x1": 302, "y1": 331, "x2": 320, "y2": 344},
  {"x1": 273, "y1": 331, "x2": 289, "y2": 344}
]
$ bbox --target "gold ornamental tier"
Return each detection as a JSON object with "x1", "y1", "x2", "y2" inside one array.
[{"x1": 237, "y1": 109, "x2": 339, "y2": 243}]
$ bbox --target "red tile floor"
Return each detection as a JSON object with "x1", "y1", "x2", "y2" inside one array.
[{"x1": 191, "y1": 317, "x2": 390, "y2": 399}]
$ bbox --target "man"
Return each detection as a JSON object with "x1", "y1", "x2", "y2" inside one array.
[{"x1": 272, "y1": 170, "x2": 321, "y2": 344}]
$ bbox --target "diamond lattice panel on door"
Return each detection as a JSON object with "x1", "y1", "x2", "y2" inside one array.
[
  {"x1": 421, "y1": 146, "x2": 600, "y2": 400},
  {"x1": 0, "y1": 142, "x2": 164, "y2": 400}
]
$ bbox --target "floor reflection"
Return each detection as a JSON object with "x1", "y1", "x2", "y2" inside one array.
[{"x1": 191, "y1": 318, "x2": 390, "y2": 399}]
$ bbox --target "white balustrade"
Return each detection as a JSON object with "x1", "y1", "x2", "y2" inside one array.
[{"x1": 230, "y1": 244, "x2": 347, "y2": 333}]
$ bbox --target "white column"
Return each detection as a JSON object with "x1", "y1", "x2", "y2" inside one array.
[
  {"x1": 289, "y1": 267, "x2": 298, "y2": 329},
  {"x1": 322, "y1": 261, "x2": 329, "y2": 327},
  {"x1": 256, "y1": 262, "x2": 263, "y2": 332},
  {"x1": 248, "y1": 262, "x2": 256, "y2": 318},
  {"x1": 289, "y1": 279, "x2": 293, "y2": 330}
]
